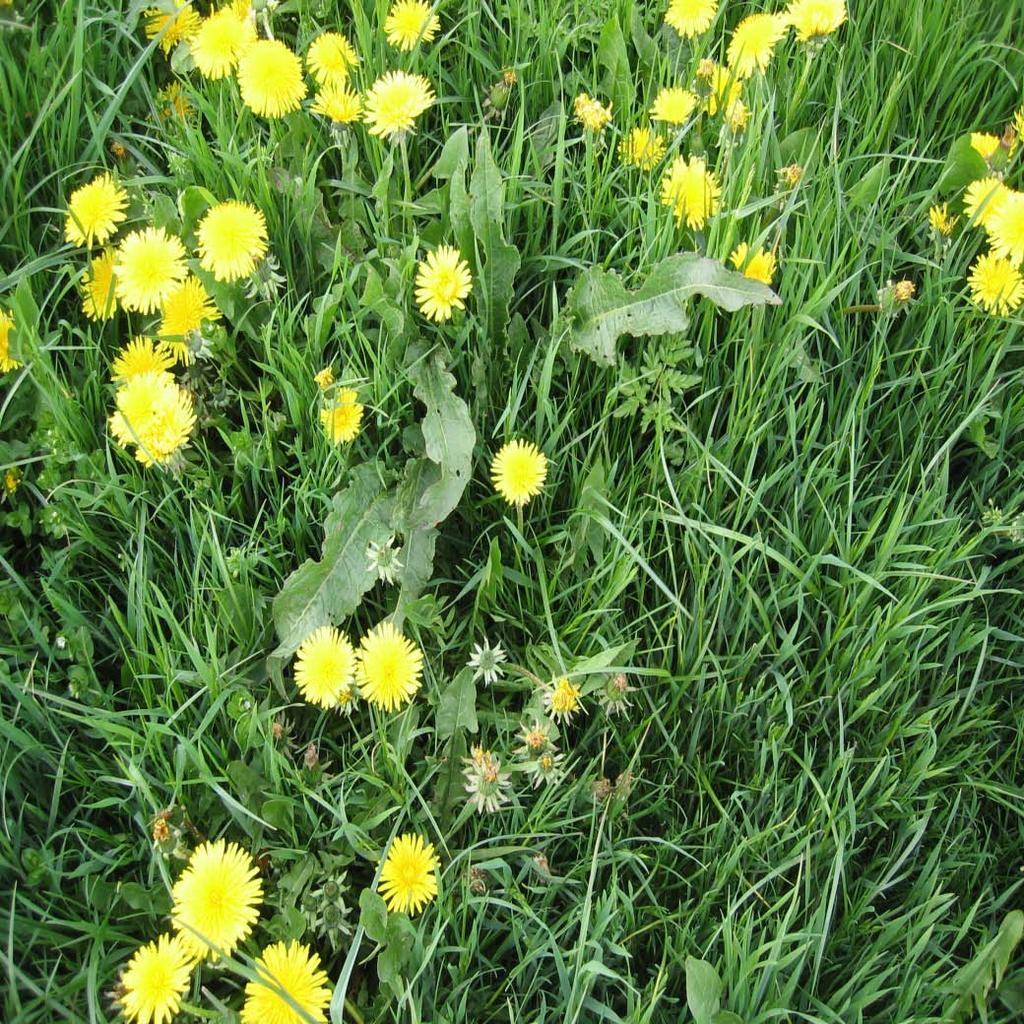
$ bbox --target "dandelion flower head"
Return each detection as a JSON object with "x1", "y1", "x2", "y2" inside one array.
[
  {"x1": 145, "y1": 3, "x2": 201, "y2": 54},
  {"x1": 619, "y1": 127, "x2": 667, "y2": 170},
  {"x1": 237, "y1": 39, "x2": 307, "y2": 118},
  {"x1": 730, "y1": 242, "x2": 777, "y2": 285},
  {"x1": 311, "y1": 83, "x2": 362, "y2": 124},
  {"x1": 727, "y1": 13, "x2": 788, "y2": 78},
  {"x1": 82, "y1": 249, "x2": 118, "y2": 321},
  {"x1": 574, "y1": 92, "x2": 612, "y2": 132},
  {"x1": 197, "y1": 200, "x2": 268, "y2": 282},
  {"x1": 109, "y1": 371, "x2": 196, "y2": 467},
  {"x1": 111, "y1": 337, "x2": 176, "y2": 382},
  {"x1": 664, "y1": 0, "x2": 718, "y2": 38},
  {"x1": 0, "y1": 309, "x2": 21, "y2": 373},
  {"x1": 414, "y1": 245, "x2": 473, "y2": 322},
  {"x1": 491, "y1": 439, "x2": 548, "y2": 507},
  {"x1": 65, "y1": 172, "x2": 128, "y2": 247},
  {"x1": 241, "y1": 941, "x2": 331, "y2": 1024},
  {"x1": 650, "y1": 86, "x2": 698, "y2": 125},
  {"x1": 378, "y1": 833, "x2": 439, "y2": 915},
  {"x1": 660, "y1": 155, "x2": 721, "y2": 229},
  {"x1": 306, "y1": 31, "x2": 359, "y2": 86},
  {"x1": 968, "y1": 252, "x2": 1024, "y2": 316},
  {"x1": 384, "y1": 0, "x2": 441, "y2": 51},
  {"x1": 356, "y1": 621, "x2": 424, "y2": 711},
  {"x1": 363, "y1": 70, "x2": 435, "y2": 141},
  {"x1": 190, "y1": 8, "x2": 256, "y2": 80},
  {"x1": 294, "y1": 625, "x2": 356, "y2": 710},
  {"x1": 113, "y1": 227, "x2": 188, "y2": 314},
  {"x1": 320, "y1": 388, "x2": 364, "y2": 444},
  {"x1": 785, "y1": 0, "x2": 847, "y2": 43},
  {"x1": 120, "y1": 933, "x2": 194, "y2": 1024}
]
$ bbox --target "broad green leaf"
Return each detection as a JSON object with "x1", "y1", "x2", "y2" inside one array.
[
  {"x1": 937, "y1": 133, "x2": 988, "y2": 193},
  {"x1": 597, "y1": 13, "x2": 633, "y2": 112},
  {"x1": 778, "y1": 126, "x2": 819, "y2": 167},
  {"x1": 469, "y1": 131, "x2": 521, "y2": 341},
  {"x1": 567, "y1": 254, "x2": 780, "y2": 366},
  {"x1": 358, "y1": 889, "x2": 388, "y2": 945},
  {"x1": 847, "y1": 158, "x2": 889, "y2": 209},
  {"x1": 436, "y1": 669, "x2": 479, "y2": 740},
  {"x1": 946, "y1": 910, "x2": 1024, "y2": 1022},
  {"x1": 271, "y1": 462, "x2": 394, "y2": 660},
  {"x1": 630, "y1": 7, "x2": 658, "y2": 67},
  {"x1": 433, "y1": 125, "x2": 470, "y2": 180},
  {"x1": 260, "y1": 797, "x2": 293, "y2": 832},
  {"x1": 686, "y1": 957, "x2": 723, "y2": 1024}
]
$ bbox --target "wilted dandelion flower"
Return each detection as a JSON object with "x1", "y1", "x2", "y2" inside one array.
[
  {"x1": 111, "y1": 337, "x2": 176, "y2": 382},
  {"x1": 113, "y1": 227, "x2": 188, "y2": 314},
  {"x1": 0, "y1": 310, "x2": 20, "y2": 373},
  {"x1": 463, "y1": 745, "x2": 513, "y2": 813},
  {"x1": 65, "y1": 172, "x2": 128, "y2": 247},
  {"x1": 526, "y1": 749, "x2": 565, "y2": 788},
  {"x1": 598, "y1": 672, "x2": 635, "y2": 716},
  {"x1": 310, "y1": 83, "x2": 362, "y2": 125},
  {"x1": 467, "y1": 637, "x2": 507, "y2": 685},
  {"x1": 650, "y1": 86, "x2": 698, "y2": 125},
  {"x1": 725, "y1": 98, "x2": 750, "y2": 132},
  {"x1": 145, "y1": 2, "x2": 201, "y2": 53},
  {"x1": 159, "y1": 276, "x2": 220, "y2": 363},
  {"x1": 109, "y1": 371, "x2": 196, "y2": 467},
  {"x1": 619, "y1": 127, "x2": 666, "y2": 170},
  {"x1": 415, "y1": 245, "x2": 473, "y2": 322},
  {"x1": 785, "y1": 0, "x2": 847, "y2": 42},
  {"x1": 366, "y1": 536, "x2": 403, "y2": 584},
  {"x1": 294, "y1": 625, "x2": 356, "y2": 711},
  {"x1": 970, "y1": 132, "x2": 1001, "y2": 162},
  {"x1": 986, "y1": 189, "x2": 1024, "y2": 264},
  {"x1": 4, "y1": 468, "x2": 22, "y2": 496},
  {"x1": 242, "y1": 941, "x2": 331, "y2": 1024},
  {"x1": 238, "y1": 39, "x2": 307, "y2": 118},
  {"x1": 306, "y1": 31, "x2": 359, "y2": 86},
  {"x1": 968, "y1": 252, "x2": 1024, "y2": 315},
  {"x1": 729, "y1": 242, "x2": 776, "y2": 284},
  {"x1": 356, "y1": 621, "x2": 423, "y2": 711},
  {"x1": 963, "y1": 176, "x2": 1010, "y2": 229},
  {"x1": 574, "y1": 92, "x2": 612, "y2": 133},
  {"x1": 727, "y1": 13, "x2": 788, "y2": 77},
  {"x1": 892, "y1": 279, "x2": 915, "y2": 304},
  {"x1": 515, "y1": 721, "x2": 564, "y2": 786},
  {"x1": 197, "y1": 200, "x2": 268, "y2": 282},
  {"x1": 546, "y1": 677, "x2": 583, "y2": 722},
  {"x1": 491, "y1": 439, "x2": 548, "y2": 506},
  {"x1": 778, "y1": 163, "x2": 803, "y2": 187},
  {"x1": 363, "y1": 70, "x2": 434, "y2": 142},
  {"x1": 82, "y1": 249, "x2": 118, "y2": 321},
  {"x1": 664, "y1": 0, "x2": 718, "y2": 37},
  {"x1": 660, "y1": 155, "x2": 721, "y2": 229},
  {"x1": 384, "y1": 0, "x2": 441, "y2": 51},
  {"x1": 171, "y1": 839, "x2": 263, "y2": 960},
  {"x1": 928, "y1": 203, "x2": 958, "y2": 237},
  {"x1": 159, "y1": 82, "x2": 195, "y2": 123},
  {"x1": 120, "y1": 933, "x2": 194, "y2": 1024},
  {"x1": 320, "y1": 388, "x2": 364, "y2": 444},
  {"x1": 314, "y1": 366, "x2": 334, "y2": 391},
  {"x1": 190, "y1": 8, "x2": 256, "y2": 80}
]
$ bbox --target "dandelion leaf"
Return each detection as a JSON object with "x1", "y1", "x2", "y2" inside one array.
[
  {"x1": 270, "y1": 462, "x2": 394, "y2": 661},
  {"x1": 937, "y1": 133, "x2": 989, "y2": 193},
  {"x1": 945, "y1": 910, "x2": 1024, "y2": 1022},
  {"x1": 436, "y1": 669, "x2": 479, "y2": 740},
  {"x1": 469, "y1": 131, "x2": 521, "y2": 340},
  {"x1": 567, "y1": 253, "x2": 780, "y2": 366},
  {"x1": 685, "y1": 956, "x2": 723, "y2": 1024}
]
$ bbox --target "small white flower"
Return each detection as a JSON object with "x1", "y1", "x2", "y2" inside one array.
[
  {"x1": 467, "y1": 637, "x2": 507, "y2": 686},
  {"x1": 366, "y1": 536, "x2": 404, "y2": 585}
]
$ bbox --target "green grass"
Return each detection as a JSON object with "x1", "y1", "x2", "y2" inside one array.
[{"x1": 2, "y1": 0, "x2": 1023, "y2": 1022}]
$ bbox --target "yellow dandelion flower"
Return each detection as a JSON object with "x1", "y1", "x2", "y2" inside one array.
[
  {"x1": 963, "y1": 176, "x2": 1010, "y2": 230},
  {"x1": 650, "y1": 86, "x2": 698, "y2": 125},
  {"x1": 702, "y1": 64, "x2": 743, "y2": 119},
  {"x1": 65, "y1": 172, "x2": 128, "y2": 248},
  {"x1": 113, "y1": 227, "x2": 188, "y2": 314},
  {"x1": 928, "y1": 203, "x2": 958, "y2": 237},
  {"x1": 197, "y1": 200, "x2": 268, "y2": 282},
  {"x1": 4, "y1": 467, "x2": 22, "y2": 496},
  {"x1": 414, "y1": 245, "x2": 473, "y2": 322},
  {"x1": 490, "y1": 439, "x2": 548, "y2": 507},
  {"x1": 363, "y1": 70, "x2": 435, "y2": 142},
  {"x1": 547, "y1": 676, "x2": 583, "y2": 722},
  {"x1": 82, "y1": 249, "x2": 118, "y2": 321},
  {"x1": 189, "y1": 8, "x2": 256, "y2": 80},
  {"x1": 618, "y1": 127, "x2": 667, "y2": 170},
  {"x1": 111, "y1": 337, "x2": 176, "y2": 383},
  {"x1": 306, "y1": 31, "x2": 359, "y2": 86},
  {"x1": 574, "y1": 92, "x2": 612, "y2": 133},
  {"x1": 237, "y1": 39, "x2": 306, "y2": 117},
  {"x1": 320, "y1": 388, "x2": 364, "y2": 444},
  {"x1": 356, "y1": 621, "x2": 424, "y2": 711},
  {"x1": 310, "y1": 83, "x2": 362, "y2": 125},
  {"x1": 784, "y1": 0, "x2": 846, "y2": 42},
  {"x1": 892, "y1": 279, "x2": 915, "y2": 304},
  {"x1": 158, "y1": 276, "x2": 220, "y2": 364},
  {"x1": 171, "y1": 839, "x2": 263, "y2": 960},
  {"x1": 0, "y1": 310, "x2": 21, "y2": 373},
  {"x1": 970, "y1": 132, "x2": 1001, "y2": 161},
  {"x1": 725, "y1": 97, "x2": 750, "y2": 131},
  {"x1": 242, "y1": 941, "x2": 331, "y2": 1024},
  {"x1": 120, "y1": 933, "x2": 194, "y2": 1024},
  {"x1": 727, "y1": 13, "x2": 788, "y2": 78},
  {"x1": 729, "y1": 242, "x2": 776, "y2": 285},
  {"x1": 145, "y1": 2, "x2": 201, "y2": 54},
  {"x1": 294, "y1": 626, "x2": 356, "y2": 710},
  {"x1": 986, "y1": 189, "x2": 1024, "y2": 264},
  {"x1": 378, "y1": 833, "x2": 439, "y2": 916},
  {"x1": 159, "y1": 82, "x2": 195, "y2": 122},
  {"x1": 779, "y1": 163, "x2": 803, "y2": 187},
  {"x1": 664, "y1": 0, "x2": 718, "y2": 38},
  {"x1": 384, "y1": 0, "x2": 441, "y2": 51},
  {"x1": 109, "y1": 371, "x2": 196, "y2": 467},
  {"x1": 968, "y1": 252, "x2": 1024, "y2": 315},
  {"x1": 314, "y1": 366, "x2": 334, "y2": 390},
  {"x1": 660, "y1": 155, "x2": 721, "y2": 230}
]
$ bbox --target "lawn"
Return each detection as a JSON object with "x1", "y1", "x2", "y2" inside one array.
[{"x1": 1, "y1": 0, "x2": 1023, "y2": 1022}]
